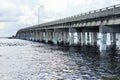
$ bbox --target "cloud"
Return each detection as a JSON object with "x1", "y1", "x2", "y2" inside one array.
[
  {"x1": 0, "y1": 23, "x2": 7, "y2": 29},
  {"x1": 0, "y1": 0, "x2": 120, "y2": 37},
  {"x1": 18, "y1": 6, "x2": 37, "y2": 25},
  {"x1": 111, "y1": 0, "x2": 120, "y2": 4}
]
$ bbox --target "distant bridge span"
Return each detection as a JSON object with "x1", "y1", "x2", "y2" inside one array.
[{"x1": 16, "y1": 4, "x2": 120, "y2": 53}]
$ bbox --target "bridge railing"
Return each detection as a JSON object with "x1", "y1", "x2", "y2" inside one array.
[{"x1": 69, "y1": 4, "x2": 120, "y2": 22}]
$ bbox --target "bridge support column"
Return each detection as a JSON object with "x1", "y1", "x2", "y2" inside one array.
[
  {"x1": 67, "y1": 32, "x2": 69, "y2": 45},
  {"x1": 81, "y1": 32, "x2": 85, "y2": 45},
  {"x1": 32, "y1": 31, "x2": 35, "y2": 41},
  {"x1": 34, "y1": 31, "x2": 36, "y2": 41},
  {"x1": 45, "y1": 31, "x2": 49, "y2": 43},
  {"x1": 40, "y1": 32, "x2": 43, "y2": 42},
  {"x1": 91, "y1": 32, "x2": 97, "y2": 46},
  {"x1": 58, "y1": 32, "x2": 62, "y2": 44},
  {"x1": 69, "y1": 32, "x2": 74, "y2": 46},
  {"x1": 49, "y1": 32, "x2": 53, "y2": 43},
  {"x1": 30, "y1": 32, "x2": 32, "y2": 40},
  {"x1": 34, "y1": 30, "x2": 37, "y2": 41},
  {"x1": 99, "y1": 26, "x2": 108, "y2": 54},
  {"x1": 43, "y1": 32, "x2": 46, "y2": 42},
  {"x1": 69, "y1": 28, "x2": 77, "y2": 46},
  {"x1": 86, "y1": 32, "x2": 90, "y2": 45},
  {"x1": 38, "y1": 31, "x2": 40, "y2": 41},
  {"x1": 77, "y1": 32, "x2": 81, "y2": 45},
  {"x1": 38, "y1": 32, "x2": 40, "y2": 41},
  {"x1": 48, "y1": 32, "x2": 50, "y2": 42},
  {"x1": 48, "y1": 32, "x2": 50, "y2": 43},
  {"x1": 40, "y1": 32, "x2": 44, "y2": 42},
  {"x1": 110, "y1": 33, "x2": 116, "y2": 50},
  {"x1": 61, "y1": 32, "x2": 64, "y2": 44},
  {"x1": 110, "y1": 33, "x2": 116, "y2": 45},
  {"x1": 27, "y1": 32, "x2": 30, "y2": 40},
  {"x1": 56, "y1": 31, "x2": 64, "y2": 45},
  {"x1": 63, "y1": 32, "x2": 68, "y2": 45},
  {"x1": 100, "y1": 33, "x2": 107, "y2": 52},
  {"x1": 36, "y1": 31, "x2": 39, "y2": 41},
  {"x1": 63, "y1": 31, "x2": 69, "y2": 46},
  {"x1": 53, "y1": 32, "x2": 58, "y2": 45},
  {"x1": 51, "y1": 32, "x2": 54, "y2": 43},
  {"x1": 63, "y1": 32, "x2": 66, "y2": 45},
  {"x1": 25, "y1": 33, "x2": 27, "y2": 40}
]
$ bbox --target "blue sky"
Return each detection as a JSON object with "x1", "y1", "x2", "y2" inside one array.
[{"x1": 0, "y1": 0, "x2": 120, "y2": 37}]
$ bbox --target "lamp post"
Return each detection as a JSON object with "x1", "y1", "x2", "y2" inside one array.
[{"x1": 38, "y1": 5, "x2": 44, "y2": 24}]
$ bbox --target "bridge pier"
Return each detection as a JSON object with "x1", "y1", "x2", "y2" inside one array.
[
  {"x1": 99, "y1": 26, "x2": 120, "y2": 53},
  {"x1": 99, "y1": 26, "x2": 108, "y2": 53},
  {"x1": 110, "y1": 33, "x2": 116, "y2": 50},
  {"x1": 77, "y1": 32, "x2": 81, "y2": 45},
  {"x1": 81, "y1": 32, "x2": 86, "y2": 46},
  {"x1": 35, "y1": 31, "x2": 37, "y2": 41},
  {"x1": 43, "y1": 32, "x2": 45, "y2": 42},
  {"x1": 64, "y1": 31, "x2": 69, "y2": 46},
  {"x1": 69, "y1": 28, "x2": 76, "y2": 46},
  {"x1": 45, "y1": 31, "x2": 49, "y2": 43},
  {"x1": 50, "y1": 32, "x2": 53, "y2": 43},
  {"x1": 34, "y1": 31, "x2": 36, "y2": 41},
  {"x1": 48, "y1": 31, "x2": 53, "y2": 43},
  {"x1": 110, "y1": 33, "x2": 116, "y2": 46},
  {"x1": 28, "y1": 31, "x2": 32, "y2": 41},
  {"x1": 69, "y1": 32, "x2": 74, "y2": 46},
  {"x1": 53, "y1": 29, "x2": 69, "y2": 46},
  {"x1": 91, "y1": 32, "x2": 97, "y2": 46},
  {"x1": 39, "y1": 31, "x2": 45, "y2": 42},
  {"x1": 63, "y1": 32, "x2": 66, "y2": 45},
  {"x1": 31, "y1": 31, "x2": 34, "y2": 41},
  {"x1": 100, "y1": 33, "x2": 107, "y2": 52},
  {"x1": 53, "y1": 31, "x2": 58, "y2": 45},
  {"x1": 39, "y1": 32, "x2": 41, "y2": 42},
  {"x1": 25, "y1": 32, "x2": 27, "y2": 40},
  {"x1": 38, "y1": 31, "x2": 40, "y2": 42},
  {"x1": 27, "y1": 32, "x2": 30, "y2": 40},
  {"x1": 57, "y1": 32, "x2": 62, "y2": 45},
  {"x1": 86, "y1": 32, "x2": 90, "y2": 45},
  {"x1": 35, "y1": 30, "x2": 39, "y2": 42},
  {"x1": 29, "y1": 32, "x2": 31, "y2": 40},
  {"x1": 34, "y1": 30, "x2": 36, "y2": 41}
]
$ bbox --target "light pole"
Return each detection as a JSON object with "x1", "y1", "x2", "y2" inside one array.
[{"x1": 38, "y1": 5, "x2": 44, "y2": 24}]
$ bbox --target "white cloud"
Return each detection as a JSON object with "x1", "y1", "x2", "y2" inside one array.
[
  {"x1": 0, "y1": 0, "x2": 119, "y2": 37},
  {"x1": 111, "y1": 0, "x2": 120, "y2": 4},
  {"x1": 0, "y1": 23, "x2": 6, "y2": 29},
  {"x1": 0, "y1": 0, "x2": 15, "y2": 9},
  {"x1": 18, "y1": 6, "x2": 37, "y2": 25}
]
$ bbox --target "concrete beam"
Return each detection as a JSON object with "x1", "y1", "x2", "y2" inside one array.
[
  {"x1": 54, "y1": 28, "x2": 69, "y2": 32},
  {"x1": 99, "y1": 25, "x2": 120, "y2": 33},
  {"x1": 82, "y1": 27, "x2": 99, "y2": 32}
]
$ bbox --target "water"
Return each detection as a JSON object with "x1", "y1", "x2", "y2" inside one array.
[{"x1": 0, "y1": 38, "x2": 120, "y2": 80}]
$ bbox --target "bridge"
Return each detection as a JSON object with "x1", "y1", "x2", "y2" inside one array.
[{"x1": 16, "y1": 4, "x2": 120, "y2": 54}]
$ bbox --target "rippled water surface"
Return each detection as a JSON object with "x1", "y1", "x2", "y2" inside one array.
[{"x1": 0, "y1": 38, "x2": 120, "y2": 80}]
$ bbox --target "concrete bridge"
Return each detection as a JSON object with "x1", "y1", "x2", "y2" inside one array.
[{"x1": 16, "y1": 4, "x2": 120, "y2": 54}]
